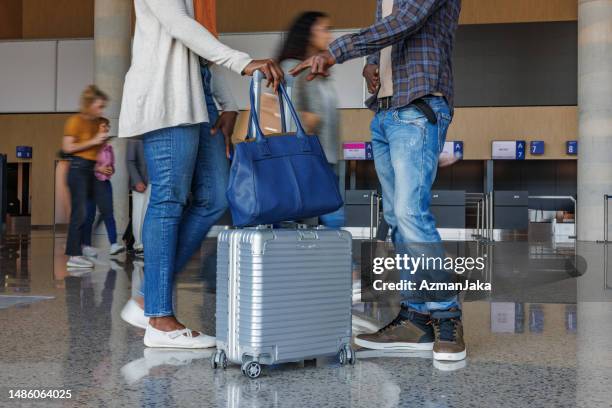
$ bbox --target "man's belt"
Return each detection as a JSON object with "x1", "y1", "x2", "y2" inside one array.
[{"x1": 377, "y1": 96, "x2": 438, "y2": 125}]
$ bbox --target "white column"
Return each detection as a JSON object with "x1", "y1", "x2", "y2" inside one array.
[
  {"x1": 94, "y1": 0, "x2": 132, "y2": 234},
  {"x1": 575, "y1": 243, "x2": 612, "y2": 407},
  {"x1": 577, "y1": 0, "x2": 612, "y2": 241}
]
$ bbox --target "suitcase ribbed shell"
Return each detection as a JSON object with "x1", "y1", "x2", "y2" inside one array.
[{"x1": 216, "y1": 228, "x2": 352, "y2": 365}]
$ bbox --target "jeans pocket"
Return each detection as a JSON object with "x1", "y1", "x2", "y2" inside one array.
[
  {"x1": 437, "y1": 113, "x2": 452, "y2": 154},
  {"x1": 393, "y1": 107, "x2": 427, "y2": 127}
]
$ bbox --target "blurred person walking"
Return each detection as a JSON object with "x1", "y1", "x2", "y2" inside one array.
[
  {"x1": 126, "y1": 139, "x2": 149, "y2": 257},
  {"x1": 82, "y1": 118, "x2": 125, "y2": 258},
  {"x1": 62, "y1": 85, "x2": 110, "y2": 269},
  {"x1": 278, "y1": 11, "x2": 344, "y2": 228},
  {"x1": 118, "y1": 0, "x2": 284, "y2": 349}
]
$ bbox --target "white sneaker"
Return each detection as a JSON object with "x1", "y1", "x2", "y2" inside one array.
[
  {"x1": 110, "y1": 243, "x2": 125, "y2": 256},
  {"x1": 82, "y1": 246, "x2": 98, "y2": 258},
  {"x1": 67, "y1": 256, "x2": 94, "y2": 268},
  {"x1": 67, "y1": 267, "x2": 92, "y2": 277},
  {"x1": 144, "y1": 325, "x2": 216, "y2": 349},
  {"x1": 109, "y1": 260, "x2": 124, "y2": 271},
  {"x1": 120, "y1": 299, "x2": 149, "y2": 329}
]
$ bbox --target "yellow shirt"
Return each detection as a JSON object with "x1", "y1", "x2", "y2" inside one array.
[{"x1": 64, "y1": 114, "x2": 101, "y2": 161}]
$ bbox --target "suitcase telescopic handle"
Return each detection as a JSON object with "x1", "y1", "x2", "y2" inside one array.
[{"x1": 250, "y1": 70, "x2": 297, "y2": 135}]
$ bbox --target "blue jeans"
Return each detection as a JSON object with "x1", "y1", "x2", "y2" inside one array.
[
  {"x1": 65, "y1": 157, "x2": 95, "y2": 256},
  {"x1": 83, "y1": 179, "x2": 118, "y2": 246},
  {"x1": 371, "y1": 96, "x2": 459, "y2": 314},
  {"x1": 141, "y1": 65, "x2": 228, "y2": 317}
]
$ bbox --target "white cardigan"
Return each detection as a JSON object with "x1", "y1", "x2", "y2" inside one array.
[{"x1": 118, "y1": 0, "x2": 252, "y2": 138}]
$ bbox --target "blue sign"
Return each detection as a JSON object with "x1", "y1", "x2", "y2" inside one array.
[
  {"x1": 16, "y1": 146, "x2": 32, "y2": 159},
  {"x1": 530, "y1": 141, "x2": 545, "y2": 155},
  {"x1": 566, "y1": 141, "x2": 578, "y2": 155},
  {"x1": 365, "y1": 142, "x2": 373, "y2": 160},
  {"x1": 515, "y1": 140, "x2": 526, "y2": 160},
  {"x1": 453, "y1": 141, "x2": 464, "y2": 159}
]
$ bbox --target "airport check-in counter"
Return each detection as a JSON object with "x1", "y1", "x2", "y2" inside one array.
[
  {"x1": 494, "y1": 191, "x2": 529, "y2": 230},
  {"x1": 430, "y1": 190, "x2": 466, "y2": 228},
  {"x1": 344, "y1": 190, "x2": 379, "y2": 227}
]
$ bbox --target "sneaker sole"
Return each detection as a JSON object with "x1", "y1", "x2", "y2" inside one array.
[
  {"x1": 433, "y1": 349, "x2": 466, "y2": 361},
  {"x1": 433, "y1": 358, "x2": 467, "y2": 371},
  {"x1": 66, "y1": 262, "x2": 94, "y2": 268},
  {"x1": 110, "y1": 248, "x2": 126, "y2": 256},
  {"x1": 143, "y1": 339, "x2": 216, "y2": 349},
  {"x1": 355, "y1": 338, "x2": 434, "y2": 351}
]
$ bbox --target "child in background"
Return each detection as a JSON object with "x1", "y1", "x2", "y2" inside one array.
[{"x1": 82, "y1": 118, "x2": 125, "y2": 257}]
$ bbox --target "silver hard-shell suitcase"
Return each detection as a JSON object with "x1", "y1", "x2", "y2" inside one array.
[{"x1": 211, "y1": 226, "x2": 354, "y2": 378}]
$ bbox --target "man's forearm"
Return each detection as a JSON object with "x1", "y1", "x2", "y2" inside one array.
[{"x1": 329, "y1": 0, "x2": 442, "y2": 64}]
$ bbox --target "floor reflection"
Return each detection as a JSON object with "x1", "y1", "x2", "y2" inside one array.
[{"x1": 0, "y1": 231, "x2": 611, "y2": 407}]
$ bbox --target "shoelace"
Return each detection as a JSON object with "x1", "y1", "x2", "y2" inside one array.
[
  {"x1": 168, "y1": 328, "x2": 194, "y2": 339},
  {"x1": 377, "y1": 315, "x2": 406, "y2": 334},
  {"x1": 431, "y1": 319, "x2": 458, "y2": 342}
]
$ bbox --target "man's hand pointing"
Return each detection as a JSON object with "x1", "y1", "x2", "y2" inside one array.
[{"x1": 289, "y1": 50, "x2": 337, "y2": 81}]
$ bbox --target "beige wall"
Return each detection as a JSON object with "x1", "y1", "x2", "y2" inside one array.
[
  {"x1": 218, "y1": 0, "x2": 577, "y2": 32},
  {"x1": 235, "y1": 106, "x2": 578, "y2": 161},
  {"x1": 21, "y1": 0, "x2": 94, "y2": 39},
  {"x1": 0, "y1": 0, "x2": 22, "y2": 39},
  {"x1": 459, "y1": 0, "x2": 577, "y2": 25},
  {"x1": 0, "y1": 0, "x2": 578, "y2": 40},
  {"x1": 0, "y1": 114, "x2": 68, "y2": 226}
]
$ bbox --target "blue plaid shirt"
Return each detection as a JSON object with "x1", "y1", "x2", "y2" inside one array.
[{"x1": 329, "y1": 0, "x2": 461, "y2": 112}]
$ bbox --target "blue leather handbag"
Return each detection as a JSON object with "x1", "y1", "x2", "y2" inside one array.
[{"x1": 226, "y1": 77, "x2": 343, "y2": 227}]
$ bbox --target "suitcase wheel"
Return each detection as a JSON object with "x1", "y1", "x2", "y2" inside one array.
[
  {"x1": 339, "y1": 344, "x2": 356, "y2": 366},
  {"x1": 211, "y1": 350, "x2": 228, "y2": 370},
  {"x1": 241, "y1": 361, "x2": 262, "y2": 379}
]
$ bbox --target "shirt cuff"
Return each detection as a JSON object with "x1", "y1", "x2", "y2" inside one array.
[
  {"x1": 235, "y1": 55, "x2": 253, "y2": 76},
  {"x1": 329, "y1": 36, "x2": 354, "y2": 65},
  {"x1": 220, "y1": 102, "x2": 239, "y2": 113},
  {"x1": 366, "y1": 54, "x2": 380, "y2": 66}
]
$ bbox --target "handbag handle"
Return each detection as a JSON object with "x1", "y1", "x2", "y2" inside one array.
[
  {"x1": 246, "y1": 70, "x2": 287, "y2": 139},
  {"x1": 246, "y1": 71, "x2": 307, "y2": 143}
]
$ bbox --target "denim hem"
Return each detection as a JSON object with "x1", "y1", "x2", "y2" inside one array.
[
  {"x1": 144, "y1": 311, "x2": 175, "y2": 318},
  {"x1": 403, "y1": 306, "x2": 431, "y2": 315}
]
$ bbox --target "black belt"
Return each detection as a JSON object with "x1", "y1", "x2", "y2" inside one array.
[{"x1": 377, "y1": 96, "x2": 438, "y2": 125}]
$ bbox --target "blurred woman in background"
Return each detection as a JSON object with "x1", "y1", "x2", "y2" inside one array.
[
  {"x1": 278, "y1": 11, "x2": 344, "y2": 228},
  {"x1": 62, "y1": 85, "x2": 110, "y2": 269},
  {"x1": 81, "y1": 117, "x2": 125, "y2": 258}
]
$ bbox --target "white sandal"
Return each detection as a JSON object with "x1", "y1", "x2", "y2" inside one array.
[{"x1": 144, "y1": 325, "x2": 216, "y2": 349}]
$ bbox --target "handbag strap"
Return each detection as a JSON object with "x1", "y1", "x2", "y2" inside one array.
[
  {"x1": 246, "y1": 73, "x2": 307, "y2": 143},
  {"x1": 246, "y1": 85, "x2": 286, "y2": 140}
]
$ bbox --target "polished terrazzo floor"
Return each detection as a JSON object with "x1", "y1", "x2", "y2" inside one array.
[{"x1": 1, "y1": 230, "x2": 612, "y2": 407}]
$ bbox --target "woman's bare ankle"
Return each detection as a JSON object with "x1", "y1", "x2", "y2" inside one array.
[
  {"x1": 148, "y1": 316, "x2": 200, "y2": 337},
  {"x1": 149, "y1": 316, "x2": 184, "y2": 332}
]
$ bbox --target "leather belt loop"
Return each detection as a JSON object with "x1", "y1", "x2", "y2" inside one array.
[
  {"x1": 412, "y1": 98, "x2": 437, "y2": 125},
  {"x1": 377, "y1": 97, "x2": 392, "y2": 110}
]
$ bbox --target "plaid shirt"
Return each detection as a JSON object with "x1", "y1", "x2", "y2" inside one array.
[{"x1": 329, "y1": 0, "x2": 461, "y2": 112}]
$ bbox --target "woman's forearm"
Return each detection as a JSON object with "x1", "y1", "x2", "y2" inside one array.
[{"x1": 62, "y1": 137, "x2": 96, "y2": 154}]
